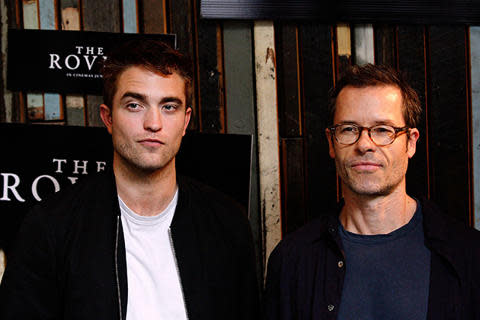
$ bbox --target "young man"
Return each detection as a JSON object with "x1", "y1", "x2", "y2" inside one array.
[
  {"x1": 0, "y1": 39, "x2": 260, "y2": 320},
  {"x1": 264, "y1": 64, "x2": 480, "y2": 319}
]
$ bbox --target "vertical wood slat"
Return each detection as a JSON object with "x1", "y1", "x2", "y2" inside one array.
[
  {"x1": 353, "y1": 24, "x2": 374, "y2": 65},
  {"x1": 397, "y1": 26, "x2": 430, "y2": 199},
  {"x1": 82, "y1": 0, "x2": 121, "y2": 127},
  {"x1": 141, "y1": 0, "x2": 167, "y2": 34},
  {"x1": 374, "y1": 25, "x2": 397, "y2": 68},
  {"x1": 39, "y1": 0, "x2": 63, "y2": 121},
  {"x1": 281, "y1": 138, "x2": 306, "y2": 235},
  {"x1": 470, "y1": 26, "x2": 480, "y2": 230},
  {"x1": 275, "y1": 22, "x2": 302, "y2": 138},
  {"x1": 61, "y1": 0, "x2": 85, "y2": 126},
  {"x1": 4, "y1": 0, "x2": 24, "y2": 123},
  {"x1": 195, "y1": 0, "x2": 225, "y2": 133},
  {"x1": 122, "y1": 0, "x2": 138, "y2": 33},
  {"x1": 23, "y1": 0, "x2": 44, "y2": 121},
  {"x1": 168, "y1": 0, "x2": 198, "y2": 130},
  {"x1": 299, "y1": 24, "x2": 337, "y2": 221},
  {"x1": 428, "y1": 26, "x2": 471, "y2": 224},
  {"x1": 223, "y1": 20, "x2": 262, "y2": 277},
  {"x1": 335, "y1": 23, "x2": 352, "y2": 77},
  {"x1": 254, "y1": 21, "x2": 281, "y2": 267}
]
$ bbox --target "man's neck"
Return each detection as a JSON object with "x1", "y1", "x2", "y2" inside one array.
[
  {"x1": 339, "y1": 187, "x2": 417, "y2": 235},
  {"x1": 114, "y1": 159, "x2": 178, "y2": 217}
]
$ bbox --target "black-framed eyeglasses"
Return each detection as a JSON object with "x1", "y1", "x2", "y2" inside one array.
[{"x1": 328, "y1": 124, "x2": 410, "y2": 146}]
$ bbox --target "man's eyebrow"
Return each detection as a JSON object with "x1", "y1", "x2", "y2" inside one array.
[
  {"x1": 120, "y1": 92, "x2": 147, "y2": 103},
  {"x1": 160, "y1": 97, "x2": 183, "y2": 105}
]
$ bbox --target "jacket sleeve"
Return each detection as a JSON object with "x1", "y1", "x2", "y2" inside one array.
[
  {"x1": 0, "y1": 206, "x2": 60, "y2": 320},
  {"x1": 237, "y1": 215, "x2": 261, "y2": 320}
]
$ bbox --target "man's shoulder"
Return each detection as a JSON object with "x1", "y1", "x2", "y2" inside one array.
[{"x1": 273, "y1": 214, "x2": 333, "y2": 254}]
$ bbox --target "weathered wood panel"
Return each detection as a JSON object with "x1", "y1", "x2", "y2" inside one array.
[
  {"x1": 195, "y1": 19, "x2": 224, "y2": 133},
  {"x1": 470, "y1": 26, "x2": 480, "y2": 230},
  {"x1": 223, "y1": 20, "x2": 262, "y2": 276},
  {"x1": 353, "y1": 24, "x2": 374, "y2": 65},
  {"x1": 83, "y1": 0, "x2": 121, "y2": 127},
  {"x1": 23, "y1": 0, "x2": 45, "y2": 121},
  {"x1": 397, "y1": 25, "x2": 429, "y2": 199},
  {"x1": 299, "y1": 23, "x2": 337, "y2": 220},
  {"x1": 122, "y1": 0, "x2": 138, "y2": 33},
  {"x1": 281, "y1": 138, "x2": 306, "y2": 234},
  {"x1": 61, "y1": 0, "x2": 85, "y2": 126},
  {"x1": 275, "y1": 22, "x2": 302, "y2": 138},
  {"x1": 141, "y1": 0, "x2": 167, "y2": 34},
  {"x1": 39, "y1": 0, "x2": 63, "y2": 121},
  {"x1": 374, "y1": 24, "x2": 397, "y2": 68},
  {"x1": 254, "y1": 21, "x2": 281, "y2": 266},
  {"x1": 335, "y1": 23, "x2": 352, "y2": 77},
  {"x1": 168, "y1": 0, "x2": 198, "y2": 130},
  {"x1": 428, "y1": 26, "x2": 471, "y2": 224}
]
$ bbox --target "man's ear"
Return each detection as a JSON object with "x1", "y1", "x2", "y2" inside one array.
[
  {"x1": 182, "y1": 107, "x2": 192, "y2": 136},
  {"x1": 326, "y1": 128, "x2": 336, "y2": 159},
  {"x1": 407, "y1": 128, "x2": 420, "y2": 158},
  {"x1": 100, "y1": 104, "x2": 113, "y2": 134}
]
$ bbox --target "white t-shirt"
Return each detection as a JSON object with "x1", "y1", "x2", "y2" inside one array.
[{"x1": 119, "y1": 189, "x2": 188, "y2": 320}]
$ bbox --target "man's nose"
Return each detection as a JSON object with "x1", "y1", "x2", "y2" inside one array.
[
  {"x1": 355, "y1": 128, "x2": 376, "y2": 153},
  {"x1": 144, "y1": 108, "x2": 162, "y2": 131}
]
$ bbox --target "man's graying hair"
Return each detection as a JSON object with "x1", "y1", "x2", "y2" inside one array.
[{"x1": 328, "y1": 64, "x2": 422, "y2": 128}]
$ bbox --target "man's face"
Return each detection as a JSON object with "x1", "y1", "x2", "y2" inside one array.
[
  {"x1": 326, "y1": 85, "x2": 419, "y2": 197},
  {"x1": 100, "y1": 66, "x2": 191, "y2": 173}
]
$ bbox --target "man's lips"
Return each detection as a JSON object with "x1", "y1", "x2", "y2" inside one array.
[
  {"x1": 350, "y1": 161, "x2": 382, "y2": 172},
  {"x1": 138, "y1": 138, "x2": 164, "y2": 147}
]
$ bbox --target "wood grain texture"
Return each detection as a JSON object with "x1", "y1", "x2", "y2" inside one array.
[
  {"x1": 374, "y1": 24, "x2": 397, "y2": 68},
  {"x1": 299, "y1": 23, "x2": 338, "y2": 220},
  {"x1": 196, "y1": 19, "x2": 224, "y2": 133},
  {"x1": 83, "y1": 0, "x2": 120, "y2": 126},
  {"x1": 428, "y1": 26, "x2": 471, "y2": 224},
  {"x1": 335, "y1": 23, "x2": 352, "y2": 78},
  {"x1": 223, "y1": 20, "x2": 262, "y2": 277},
  {"x1": 39, "y1": 0, "x2": 62, "y2": 121},
  {"x1": 122, "y1": 0, "x2": 138, "y2": 33},
  {"x1": 275, "y1": 22, "x2": 302, "y2": 138},
  {"x1": 61, "y1": 0, "x2": 85, "y2": 126},
  {"x1": 397, "y1": 25, "x2": 429, "y2": 199},
  {"x1": 353, "y1": 24, "x2": 374, "y2": 65},
  {"x1": 23, "y1": 0, "x2": 45, "y2": 121},
  {"x1": 254, "y1": 21, "x2": 281, "y2": 267},
  {"x1": 141, "y1": 0, "x2": 166, "y2": 34},
  {"x1": 470, "y1": 26, "x2": 480, "y2": 229},
  {"x1": 281, "y1": 138, "x2": 306, "y2": 235},
  {"x1": 168, "y1": 0, "x2": 198, "y2": 130}
]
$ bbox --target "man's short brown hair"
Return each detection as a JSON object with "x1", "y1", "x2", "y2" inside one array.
[
  {"x1": 328, "y1": 64, "x2": 422, "y2": 128},
  {"x1": 101, "y1": 39, "x2": 193, "y2": 109}
]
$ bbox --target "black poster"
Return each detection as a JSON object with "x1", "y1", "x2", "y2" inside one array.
[
  {"x1": 7, "y1": 29, "x2": 176, "y2": 94},
  {"x1": 0, "y1": 124, "x2": 252, "y2": 254}
]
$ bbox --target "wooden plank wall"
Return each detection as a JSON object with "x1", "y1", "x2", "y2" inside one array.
[
  {"x1": 277, "y1": 22, "x2": 476, "y2": 236},
  {"x1": 1, "y1": 1, "x2": 479, "y2": 272}
]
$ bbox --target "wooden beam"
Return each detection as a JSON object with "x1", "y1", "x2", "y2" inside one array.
[{"x1": 253, "y1": 21, "x2": 281, "y2": 268}]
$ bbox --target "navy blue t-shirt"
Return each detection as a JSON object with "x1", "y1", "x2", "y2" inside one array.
[{"x1": 337, "y1": 201, "x2": 431, "y2": 320}]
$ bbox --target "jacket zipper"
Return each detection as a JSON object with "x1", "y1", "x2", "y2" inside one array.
[
  {"x1": 115, "y1": 216, "x2": 123, "y2": 320},
  {"x1": 168, "y1": 227, "x2": 190, "y2": 320}
]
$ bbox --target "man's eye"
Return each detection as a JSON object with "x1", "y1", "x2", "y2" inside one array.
[
  {"x1": 340, "y1": 126, "x2": 357, "y2": 133},
  {"x1": 163, "y1": 104, "x2": 178, "y2": 112},
  {"x1": 126, "y1": 103, "x2": 141, "y2": 110},
  {"x1": 373, "y1": 126, "x2": 394, "y2": 134}
]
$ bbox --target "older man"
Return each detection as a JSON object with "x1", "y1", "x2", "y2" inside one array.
[{"x1": 264, "y1": 64, "x2": 480, "y2": 320}]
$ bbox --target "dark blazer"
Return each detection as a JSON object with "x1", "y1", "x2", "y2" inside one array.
[
  {"x1": 264, "y1": 198, "x2": 480, "y2": 320},
  {"x1": 0, "y1": 171, "x2": 260, "y2": 320}
]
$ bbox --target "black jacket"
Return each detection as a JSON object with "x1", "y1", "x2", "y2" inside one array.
[
  {"x1": 0, "y1": 172, "x2": 260, "y2": 320},
  {"x1": 264, "y1": 198, "x2": 480, "y2": 320}
]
